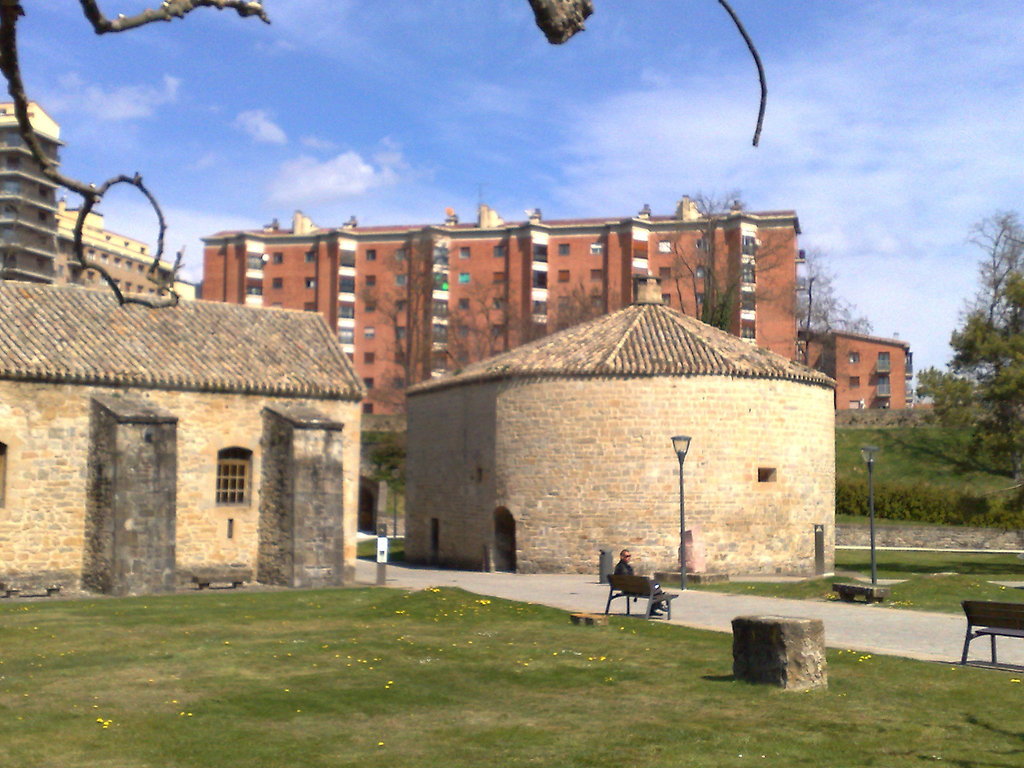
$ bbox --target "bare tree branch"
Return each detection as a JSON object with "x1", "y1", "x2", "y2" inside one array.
[
  {"x1": 78, "y1": 0, "x2": 269, "y2": 34},
  {"x1": 717, "y1": 0, "x2": 767, "y2": 147},
  {"x1": 527, "y1": 0, "x2": 593, "y2": 43}
]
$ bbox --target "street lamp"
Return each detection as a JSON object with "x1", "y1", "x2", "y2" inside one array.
[
  {"x1": 671, "y1": 435, "x2": 692, "y2": 590},
  {"x1": 860, "y1": 445, "x2": 879, "y2": 586}
]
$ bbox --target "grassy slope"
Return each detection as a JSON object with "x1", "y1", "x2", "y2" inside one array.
[
  {"x1": 4, "y1": 587, "x2": 1024, "y2": 768},
  {"x1": 835, "y1": 425, "x2": 1012, "y2": 493}
]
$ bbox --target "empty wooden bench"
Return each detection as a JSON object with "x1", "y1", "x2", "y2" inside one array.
[
  {"x1": 604, "y1": 574, "x2": 677, "y2": 620},
  {"x1": 961, "y1": 600, "x2": 1024, "y2": 665},
  {"x1": 191, "y1": 567, "x2": 252, "y2": 590}
]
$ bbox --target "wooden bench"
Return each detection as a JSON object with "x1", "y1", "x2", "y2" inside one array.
[
  {"x1": 191, "y1": 567, "x2": 252, "y2": 590},
  {"x1": 961, "y1": 600, "x2": 1024, "y2": 665},
  {"x1": 832, "y1": 582, "x2": 890, "y2": 603},
  {"x1": 604, "y1": 574, "x2": 677, "y2": 619}
]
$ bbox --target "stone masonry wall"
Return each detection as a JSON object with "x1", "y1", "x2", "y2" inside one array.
[
  {"x1": 0, "y1": 380, "x2": 361, "y2": 589},
  {"x1": 407, "y1": 374, "x2": 835, "y2": 576},
  {"x1": 837, "y1": 524, "x2": 1024, "y2": 551}
]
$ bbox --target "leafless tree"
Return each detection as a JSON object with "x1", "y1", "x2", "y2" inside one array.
[
  {"x1": 796, "y1": 248, "x2": 872, "y2": 335},
  {"x1": 0, "y1": 1, "x2": 764, "y2": 307}
]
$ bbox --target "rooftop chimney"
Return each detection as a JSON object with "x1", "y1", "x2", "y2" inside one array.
[{"x1": 633, "y1": 275, "x2": 664, "y2": 305}]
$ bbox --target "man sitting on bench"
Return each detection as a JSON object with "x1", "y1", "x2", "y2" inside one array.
[{"x1": 614, "y1": 549, "x2": 668, "y2": 617}]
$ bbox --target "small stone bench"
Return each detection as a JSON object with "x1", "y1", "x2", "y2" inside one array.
[
  {"x1": 190, "y1": 568, "x2": 252, "y2": 590},
  {"x1": 832, "y1": 582, "x2": 890, "y2": 603}
]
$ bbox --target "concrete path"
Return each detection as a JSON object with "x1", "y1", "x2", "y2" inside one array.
[{"x1": 356, "y1": 559, "x2": 1024, "y2": 668}]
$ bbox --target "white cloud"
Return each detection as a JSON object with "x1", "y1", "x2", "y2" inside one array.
[
  {"x1": 234, "y1": 110, "x2": 288, "y2": 145},
  {"x1": 54, "y1": 73, "x2": 179, "y2": 120},
  {"x1": 300, "y1": 135, "x2": 337, "y2": 152},
  {"x1": 268, "y1": 146, "x2": 405, "y2": 205}
]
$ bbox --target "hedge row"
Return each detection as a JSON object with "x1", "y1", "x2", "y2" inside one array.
[{"x1": 836, "y1": 479, "x2": 1024, "y2": 529}]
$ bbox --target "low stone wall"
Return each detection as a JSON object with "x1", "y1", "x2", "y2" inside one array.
[
  {"x1": 837, "y1": 523, "x2": 1024, "y2": 551},
  {"x1": 835, "y1": 408, "x2": 930, "y2": 428}
]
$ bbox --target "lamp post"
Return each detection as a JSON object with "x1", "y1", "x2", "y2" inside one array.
[
  {"x1": 860, "y1": 445, "x2": 879, "y2": 586},
  {"x1": 671, "y1": 435, "x2": 692, "y2": 590}
]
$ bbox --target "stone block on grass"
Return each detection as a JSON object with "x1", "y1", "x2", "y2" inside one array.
[{"x1": 732, "y1": 615, "x2": 827, "y2": 690}]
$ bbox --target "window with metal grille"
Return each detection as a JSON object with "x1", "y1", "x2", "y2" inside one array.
[{"x1": 216, "y1": 447, "x2": 252, "y2": 505}]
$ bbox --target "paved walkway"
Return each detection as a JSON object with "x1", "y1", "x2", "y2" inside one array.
[{"x1": 356, "y1": 560, "x2": 1024, "y2": 668}]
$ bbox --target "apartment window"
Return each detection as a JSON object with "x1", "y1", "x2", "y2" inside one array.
[
  {"x1": 459, "y1": 247, "x2": 470, "y2": 260},
  {"x1": 849, "y1": 376, "x2": 860, "y2": 388},
  {"x1": 364, "y1": 352, "x2": 376, "y2": 365},
  {"x1": 339, "y1": 303, "x2": 355, "y2": 319},
  {"x1": 493, "y1": 298, "x2": 504, "y2": 310},
  {"x1": 458, "y1": 298, "x2": 470, "y2": 310},
  {"x1": 364, "y1": 301, "x2": 376, "y2": 313},
  {"x1": 363, "y1": 403, "x2": 374, "y2": 414},
  {"x1": 458, "y1": 272, "x2": 470, "y2": 284},
  {"x1": 303, "y1": 302, "x2": 316, "y2": 311},
  {"x1": 246, "y1": 285, "x2": 262, "y2": 296},
  {"x1": 364, "y1": 326, "x2": 375, "y2": 339},
  {"x1": 741, "y1": 291, "x2": 755, "y2": 311},
  {"x1": 590, "y1": 243, "x2": 603, "y2": 255},
  {"x1": 363, "y1": 378, "x2": 374, "y2": 390},
  {"x1": 658, "y1": 240, "x2": 671, "y2": 253},
  {"x1": 338, "y1": 276, "x2": 355, "y2": 293},
  {"x1": 741, "y1": 235, "x2": 758, "y2": 255},
  {"x1": 338, "y1": 328, "x2": 354, "y2": 344},
  {"x1": 532, "y1": 244, "x2": 548, "y2": 262},
  {"x1": 876, "y1": 375, "x2": 891, "y2": 396},
  {"x1": 741, "y1": 260, "x2": 755, "y2": 284},
  {"x1": 493, "y1": 271, "x2": 506, "y2": 284},
  {"x1": 216, "y1": 447, "x2": 252, "y2": 505},
  {"x1": 878, "y1": 351, "x2": 891, "y2": 372},
  {"x1": 366, "y1": 248, "x2": 376, "y2": 261},
  {"x1": 532, "y1": 300, "x2": 547, "y2": 316},
  {"x1": 849, "y1": 351, "x2": 860, "y2": 364},
  {"x1": 305, "y1": 277, "x2": 316, "y2": 289},
  {"x1": 395, "y1": 274, "x2": 407, "y2": 286},
  {"x1": 305, "y1": 251, "x2": 316, "y2": 263},
  {"x1": 658, "y1": 267, "x2": 671, "y2": 280},
  {"x1": 695, "y1": 266, "x2": 706, "y2": 280},
  {"x1": 272, "y1": 252, "x2": 283, "y2": 264},
  {"x1": 396, "y1": 299, "x2": 407, "y2": 312},
  {"x1": 590, "y1": 269, "x2": 603, "y2": 281},
  {"x1": 558, "y1": 243, "x2": 570, "y2": 256},
  {"x1": 271, "y1": 277, "x2": 283, "y2": 289},
  {"x1": 0, "y1": 441, "x2": 6, "y2": 507},
  {"x1": 493, "y1": 244, "x2": 506, "y2": 259},
  {"x1": 396, "y1": 327, "x2": 407, "y2": 341},
  {"x1": 365, "y1": 275, "x2": 376, "y2": 287},
  {"x1": 395, "y1": 248, "x2": 407, "y2": 261},
  {"x1": 532, "y1": 270, "x2": 547, "y2": 289},
  {"x1": 558, "y1": 270, "x2": 570, "y2": 283},
  {"x1": 661, "y1": 293, "x2": 672, "y2": 305},
  {"x1": 392, "y1": 376, "x2": 406, "y2": 390}
]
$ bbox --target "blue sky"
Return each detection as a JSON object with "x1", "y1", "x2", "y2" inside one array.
[{"x1": 18, "y1": 1, "x2": 1024, "y2": 376}]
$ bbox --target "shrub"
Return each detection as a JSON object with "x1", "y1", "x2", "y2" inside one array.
[{"x1": 836, "y1": 479, "x2": 1024, "y2": 528}]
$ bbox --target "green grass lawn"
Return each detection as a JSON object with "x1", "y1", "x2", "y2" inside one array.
[
  {"x1": 3, "y1": 587, "x2": 1024, "y2": 767},
  {"x1": 836, "y1": 425, "x2": 1012, "y2": 493},
  {"x1": 694, "y1": 549, "x2": 1024, "y2": 613}
]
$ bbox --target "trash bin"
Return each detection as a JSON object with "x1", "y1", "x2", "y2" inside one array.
[{"x1": 599, "y1": 548, "x2": 614, "y2": 584}]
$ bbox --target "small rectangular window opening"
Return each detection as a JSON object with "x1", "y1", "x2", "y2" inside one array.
[
  {"x1": 757, "y1": 467, "x2": 777, "y2": 483},
  {"x1": 227, "y1": 518, "x2": 234, "y2": 539}
]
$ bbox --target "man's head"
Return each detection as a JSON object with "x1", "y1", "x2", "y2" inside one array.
[{"x1": 619, "y1": 550, "x2": 631, "y2": 561}]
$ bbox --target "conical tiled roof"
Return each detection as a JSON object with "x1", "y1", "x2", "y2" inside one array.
[
  {"x1": 411, "y1": 301, "x2": 834, "y2": 394},
  {"x1": 0, "y1": 282, "x2": 365, "y2": 400}
]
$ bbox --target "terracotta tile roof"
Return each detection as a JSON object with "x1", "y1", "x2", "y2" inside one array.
[
  {"x1": 410, "y1": 301, "x2": 834, "y2": 395},
  {"x1": 0, "y1": 283, "x2": 364, "y2": 400}
]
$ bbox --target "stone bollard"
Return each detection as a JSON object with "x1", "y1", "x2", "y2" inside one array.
[{"x1": 731, "y1": 615, "x2": 827, "y2": 691}]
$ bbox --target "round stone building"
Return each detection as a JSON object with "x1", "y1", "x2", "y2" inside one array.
[{"x1": 405, "y1": 280, "x2": 836, "y2": 577}]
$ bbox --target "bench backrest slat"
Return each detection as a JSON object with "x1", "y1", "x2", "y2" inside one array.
[
  {"x1": 608, "y1": 574, "x2": 654, "y2": 595},
  {"x1": 962, "y1": 600, "x2": 1024, "y2": 630}
]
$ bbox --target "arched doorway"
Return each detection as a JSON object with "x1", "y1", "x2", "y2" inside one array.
[{"x1": 493, "y1": 507, "x2": 516, "y2": 572}]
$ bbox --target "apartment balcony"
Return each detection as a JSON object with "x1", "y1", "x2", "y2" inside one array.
[{"x1": 876, "y1": 359, "x2": 891, "y2": 373}]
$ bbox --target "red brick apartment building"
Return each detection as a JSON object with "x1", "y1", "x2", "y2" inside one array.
[
  {"x1": 203, "y1": 198, "x2": 804, "y2": 413},
  {"x1": 802, "y1": 330, "x2": 913, "y2": 410}
]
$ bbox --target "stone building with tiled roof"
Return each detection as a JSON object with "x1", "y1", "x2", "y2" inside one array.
[
  {"x1": 405, "y1": 277, "x2": 835, "y2": 577},
  {"x1": 0, "y1": 283, "x2": 364, "y2": 595}
]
